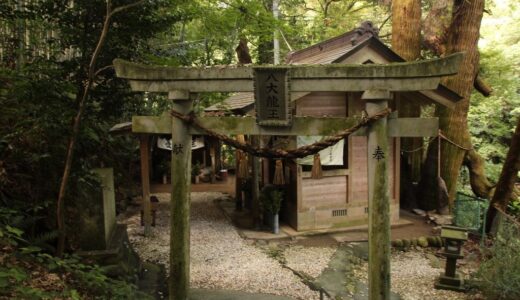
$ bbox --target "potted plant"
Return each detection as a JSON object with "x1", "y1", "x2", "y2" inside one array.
[
  {"x1": 191, "y1": 162, "x2": 202, "y2": 184},
  {"x1": 157, "y1": 160, "x2": 170, "y2": 184},
  {"x1": 260, "y1": 184, "x2": 284, "y2": 234}
]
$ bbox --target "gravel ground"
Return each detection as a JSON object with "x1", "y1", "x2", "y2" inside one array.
[
  {"x1": 122, "y1": 192, "x2": 478, "y2": 300},
  {"x1": 352, "y1": 250, "x2": 474, "y2": 300},
  {"x1": 283, "y1": 246, "x2": 336, "y2": 279},
  {"x1": 391, "y1": 251, "x2": 474, "y2": 300},
  {"x1": 122, "y1": 192, "x2": 319, "y2": 299}
]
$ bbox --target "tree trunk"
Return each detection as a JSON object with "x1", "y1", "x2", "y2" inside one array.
[
  {"x1": 391, "y1": 0, "x2": 422, "y2": 196},
  {"x1": 423, "y1": 0, "x2": 453, "y2": 56},
  {"x1": 486, "y1": 118, "x2": 520, "y2": 232},
  {"x1": 235, "y1": 37, "x2": 252, "y2": 64},
  {"x1": 391, "y1": 0, "x2": 421, "y2": 60},
  {"x1": 463, "y1": 149, "x2": 494, "y2": 198},
  {"x1": 418, "y1": 0, "x2": 484, "y2": 210}
]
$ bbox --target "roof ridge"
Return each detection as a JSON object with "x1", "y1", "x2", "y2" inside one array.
[{"x1": 286, "y1": 21, "x2": 379, "y2": 63}]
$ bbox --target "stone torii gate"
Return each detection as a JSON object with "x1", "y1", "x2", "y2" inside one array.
[{"x1": 113, "y1": 53, "x2": 463, "y2": 300}]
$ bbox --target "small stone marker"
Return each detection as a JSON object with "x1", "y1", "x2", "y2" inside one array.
[
  {"x1": 78, "y1": 168, "x2": 116, "y2": 250},
  {"x1": 435, "y1": 225, "x2": 468, "y2": 292}
]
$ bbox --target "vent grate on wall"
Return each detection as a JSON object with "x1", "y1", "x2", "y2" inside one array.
[
  {"x1": 332, "y1": 209, "x2": 347, "y2": 217},
  {"x1": 364, "y1": 207, "x2": 369, "y2": 214}
]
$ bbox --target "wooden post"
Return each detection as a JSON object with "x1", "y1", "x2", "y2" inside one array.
[
  {"x1": 235, "y1": 135, "x2": 245, "y2": 210},
  {"x1": 363, "y1": 90, "x2": 391, "y2": 300},
  {"x1": 251, "y1": 136, "x2": 261, "y2": 228},
  {"x1": 210, "y1": 144, "x2": 216, "y2": 183},
  {"x1": 139, "y1": 134, "x2": 152, "y2": 236},
  {"x1": 169, "y1": 90, "x2": 192, "y2": 300}
]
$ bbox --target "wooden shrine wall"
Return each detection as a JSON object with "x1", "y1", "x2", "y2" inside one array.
[{"x1": 295, "y1": 92, "x2": 400, "y2": 231}]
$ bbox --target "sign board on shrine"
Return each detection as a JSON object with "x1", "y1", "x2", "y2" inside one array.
[{"x1": 254, "y1": 67, "x2": 291, "y2": 127}]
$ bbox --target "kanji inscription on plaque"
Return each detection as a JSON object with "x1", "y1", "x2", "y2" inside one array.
[{"x1": 254, "y1": 67, "x2": 291, "y2": 127}]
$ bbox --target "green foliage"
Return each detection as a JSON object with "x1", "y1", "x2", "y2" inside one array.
[
  {"x1": 221, "y1": 144, "x2": 236, "y2": 169},
  {"x1": 509, "y1": 198, "x2": 520, "y2": 217},
  {"x1": 467, "y1": 0, "x2": 520, "y2": 184},
  {"x1": 281, "y1": 0, "x2": 391, "y2": 49},
  {"x1": 0, "y1": 0, "x2": 184, "y2": 251},
  {"x1": 260, "y1": 185, "x2": 284, "y2": 214},
  {"x1": 477, "y1": 221, "x2": 520, "y2": 299},
  {"x1": 453, "y1": 193, "x2": 489, "y2": 232},
  {"x1": 0, "y1": 217, "x2": 147, "y2": 299},
  {"x1": 192, "y1": 161, "x2": 202, "y2": 178},
  {"x1": 38, "y1": 253, "x2": 150, "y2": 299},
  {"x1": 0, "y1": 251, "x2": 150, "y2": 299}
]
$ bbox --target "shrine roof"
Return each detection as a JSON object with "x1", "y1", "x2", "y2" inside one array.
[
  {"x1": 205, "y1": 21, "x2": 461, "y2": 113},
  {"x1": 205, "y1": 92, "x2": 255, "y2": 113}
]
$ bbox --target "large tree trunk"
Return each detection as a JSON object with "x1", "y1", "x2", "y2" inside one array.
[
  {"x1": 391, "y1": 0, "x2": 422, "y2": 210},
  {"x1": 463, "y1": 149, "x2": 494, "y2": 198},
  {"x1": 423, "y1": 1, "x2": 495, "y2": 204},
  {"x1": 392, "y1": 0, "x2": 421, "y2": 60},
  {"x1": 422, "y1": 0, "x2": 453, "y2": 56},
  {"x1": 486, "y1": 118, "x2": 520, "y2": 232},
  {"x1": 418, "y1": 0, "x2": 485, "y2": 210}
]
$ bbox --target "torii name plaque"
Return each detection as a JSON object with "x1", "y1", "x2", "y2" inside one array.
[{"x1": 254, "y1": 67, "x2": 291, "y2": 127}]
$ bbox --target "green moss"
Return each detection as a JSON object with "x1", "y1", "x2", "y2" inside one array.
[
  {"x1": 331, "y1": 218, "x2": 368, "y2": 228},
  {"x1": 392, "y1": 239, "x2": 404, "y2": 248},
  {"x1": 417, "y1": 237, "x2": 429, "y2": 247}
]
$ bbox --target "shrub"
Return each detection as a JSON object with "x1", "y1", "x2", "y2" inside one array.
[
  {"x1": 260, "y1": 185, "x2": 284, "y2": 214},
  {"x1": 477, "y1": 221, "x2": 520, "y2": 299}
]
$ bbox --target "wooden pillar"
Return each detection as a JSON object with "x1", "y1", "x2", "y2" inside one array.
[
  {"x1": 169, "y1": 90, "x2": 193, "y2": 300},
  {"x1": 251, "y1": 136, "x2": 261, "y2": 228},
  {"x1": 363, "y1": 90, "x2": 391, "y2": 300},
  {"x1": 139, "y1": 134, "x2": 152, "y2": 236},
  {"x1": 235, "y1": 135, "x2": 245, "y2": 210},
  {"x1": 210, "y1": 143, "x2": 216, "y2": 183}
]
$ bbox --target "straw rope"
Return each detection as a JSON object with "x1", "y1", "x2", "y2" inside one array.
[{"x1": 170, "y1": 108, "x2": 392, "y2": 159}]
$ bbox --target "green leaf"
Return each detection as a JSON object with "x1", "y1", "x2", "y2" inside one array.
[
  {"x1": 69, "y1": 289, "x2": 81, "y2": 300},
  {"x1": 20, "y1": 246, "x2": 42, "y2": 254},
  {"x1": 5, "y1": 225, "x2": 23, "y2": 237},
  {"x1": 0, "y1": 277, "x2": 8, "y2": 288}
]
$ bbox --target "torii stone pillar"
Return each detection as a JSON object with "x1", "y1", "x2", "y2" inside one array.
[
  {"x1": 169, "y1": 90, "x2": 193, "y2": 300},
  {"x1": 364, "y1": 90, "x2": 391, "y2": 299}
]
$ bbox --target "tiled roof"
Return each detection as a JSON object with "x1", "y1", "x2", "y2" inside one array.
[
  {"x1": 286, "y1": 33, "x2": 372, "y2": 64},
  {"x1": 205, "y1": 92, "x2": 254, "y2": 112}
]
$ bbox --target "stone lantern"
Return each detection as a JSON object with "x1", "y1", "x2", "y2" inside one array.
[{"x1": 435, "y1": 225, "x2": 468, "y2": 292}]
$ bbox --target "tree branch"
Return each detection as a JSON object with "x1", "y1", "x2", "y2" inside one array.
[
  {"x1": 463, "y1": 149, "x2": 495, "y2": 199},
  {"x1": 379, "y1": 13, "x2": 392, "y2": 30},
  {"x1": 486, "y1": 117, "x2": 520, "y2": 233},
  {"x1": 474, "y1": 74, "x2": 493, "y2": 97},
  {"x1": 56, "y1": 0, "x2": 145, "y2": 257},
  {"x1": 94, "y1": 65, "x2": 114, "y2": 77},
  {"x1": 110, "y1": 0, "x2": 147, "y2": 17}
]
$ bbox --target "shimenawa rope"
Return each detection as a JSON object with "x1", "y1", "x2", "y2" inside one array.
[{"x1": 170, "y1": 108, "x2": 392, "y2": 159}]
